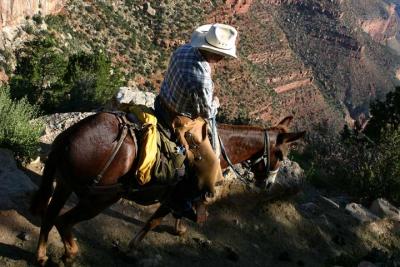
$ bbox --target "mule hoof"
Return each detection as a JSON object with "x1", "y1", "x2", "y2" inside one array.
[
  {"x1": 61, "y1": 254, "x2": 77, "y2": 267},
  {"x1": 174, "y1": 223, "x2": 187, "y2": 236},
  {"x1": 37, "y1": 255, "x2": 48, "y2": 267},
  {"x1": 174, "y1": 227, "x2": 187, "y2": 236}
]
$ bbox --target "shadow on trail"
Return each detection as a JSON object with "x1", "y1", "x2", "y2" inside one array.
[
  {"x1": 103, "y1": 206, "x2": 178, "y2": 235},
  {"x1": 0, "y1": 242, "x2": 34, "y2": 263}
]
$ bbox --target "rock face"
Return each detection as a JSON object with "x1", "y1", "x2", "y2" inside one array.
[
  {"x1": 359, "y1": 3, "x2": 400, "y2": 54},
  {"x1": 345, "y1": 203, "x2": 380, "y2": 223},
  {"x1": 115, "y1": 86, "x2": 156, "y2": 108},
  {"x1": 0, "y1": 0, "x2": 65, "y2": 28},
  {"x1": 0, "y1": 148, "x2": 37, "y2": 209},
  {"x1": 370, "y1": 198, "x2": 400, "y2": 221},
  {"x1": 40, "y1": 112, "x2": 94, "y2": 145}
]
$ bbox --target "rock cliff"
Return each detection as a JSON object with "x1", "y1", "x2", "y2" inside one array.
[
  {"x1": 0, "y1": 0, "x2": 65, "y2": 28},
  {"x1": 349, "y1": 0, "x2": 400, "y2": 54}
]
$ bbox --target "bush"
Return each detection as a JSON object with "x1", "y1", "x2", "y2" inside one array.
[
  {"x1": 0, "y1": 87, "x2": 44, "y2": 158},
  {"x1": 364, "y1": 87, "x2": 400, "y2": 141},
  {"x1": 339, "y1": 127, "x2": 400, "y2": 203},
  {"x1": 10, "y1": 34, "x2": 123, "y2": 113},
  {"x1": 63, "y1": 51, "x2": 123, "y2": 111},
  {"x1": 303, "y1": 87, "x2": 400, "y2": 205},
  {"x1": 10, "y1": 34, "x2": 68, "y2": 112}
]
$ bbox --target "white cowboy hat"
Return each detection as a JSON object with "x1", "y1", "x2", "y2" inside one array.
[{"x1": 190, "y1": 24, "x2": 238, "y2": 58}]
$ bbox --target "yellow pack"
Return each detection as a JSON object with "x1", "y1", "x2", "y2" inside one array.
[{"x1": 128, "y1": 105, "x2": 158, "y2": 185}]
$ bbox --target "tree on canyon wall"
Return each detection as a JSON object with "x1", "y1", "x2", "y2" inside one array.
[
  {"x1": 10, "y1": 35, "x2": 67, "y2": 111},
  {"x1": 343, "y1": 87, "x2": 400, "y2": 203},
  {"x1": 9, "y1": 33, "x2": 122, "y2": 113},
  {"x1": 305, "y1": 87, "x2": 400, "y2": 204},
  {"x1": 364, "y1": 87, "x2": 400, "y2": 142}
]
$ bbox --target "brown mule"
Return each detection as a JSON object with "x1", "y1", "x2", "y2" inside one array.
[{"x1": 30, "y1": 112, "x2": 304, "y2": 265}]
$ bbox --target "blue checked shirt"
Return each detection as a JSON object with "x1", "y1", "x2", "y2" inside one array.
[{"x1": 159, "y1": 44, "x2": 217, "y2": 119}]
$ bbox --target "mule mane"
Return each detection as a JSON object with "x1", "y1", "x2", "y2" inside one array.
[
  {"x1": 218, "y1": 123, "x2": 288, "y2": 134},
  {"x1": 218, "y1": 123, "x2": 264, "y2": 133}
]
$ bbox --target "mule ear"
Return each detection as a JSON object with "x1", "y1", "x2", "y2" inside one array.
[
  {"x1": 278, "y1": 116, "x2": 294, "y2": 127},
  {"x1": 277, "y1": 131, "x2": 306, "y2": 144}
]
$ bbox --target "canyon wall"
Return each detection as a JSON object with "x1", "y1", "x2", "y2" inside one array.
[{"x1": 0, "y1": 0, "x2": 65, "y2": 28}]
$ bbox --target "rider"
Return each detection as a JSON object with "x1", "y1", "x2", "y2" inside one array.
[{"x1": 154, "y1": 23, "x2": 238, "y2": 222}]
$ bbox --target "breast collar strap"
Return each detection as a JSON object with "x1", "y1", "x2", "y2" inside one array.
[{"x1": 249, "y1": 130, "x2": 270, "y2": 173}]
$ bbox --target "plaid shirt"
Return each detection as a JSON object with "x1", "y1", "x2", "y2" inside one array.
[{"x1": 159, "y1": 44, "x2": 216, "y2": 119}]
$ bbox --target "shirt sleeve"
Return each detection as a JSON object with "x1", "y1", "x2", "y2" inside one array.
[{"x1": 188, "y1": 68, "x2": 215, "y2": 118}]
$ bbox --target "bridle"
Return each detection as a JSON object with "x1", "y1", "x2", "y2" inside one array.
[{"x1": 219, "y1": 129, "x2": 280, "y2": 187}]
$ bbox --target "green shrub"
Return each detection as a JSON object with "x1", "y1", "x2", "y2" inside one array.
[
  {"x1": 303, "y1": 87, "x2": 400, "y2": 204},
  {"x1": 338, "y1": 127, "x2": 400, "y2": 204},
  {"x1": 63, "y1": 51, "x2": 123, "y2": 111},
  {"x1": 364, "y1": 87, "x2": 400, "y2": 141},
  {"x1": 10, "y1": 34, "x2": 68, "y2": 112},
  {"x1": 10, "y1": 34, "x2": 123, "y2": 113},
  {"x1": 0, "y1": 87, "x2": 44, "y2": 158}
]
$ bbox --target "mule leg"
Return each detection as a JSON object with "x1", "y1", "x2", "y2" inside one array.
[
  {"x1": 129, "y1": 204, "x2": 171, "y2": 248},
  {"x1": 174, "y1": 219, "x2": 187, "y2": 236},
  {"x1": 36, "y1": 182, "x2": 72, "y2": 266},
  {"x1": 55, "y1": 195, "x2": 120, "y2": 264}
]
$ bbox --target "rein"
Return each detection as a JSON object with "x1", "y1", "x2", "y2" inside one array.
[{"x1": 219, "y1": 129, "x2": 275, "y2": 185}]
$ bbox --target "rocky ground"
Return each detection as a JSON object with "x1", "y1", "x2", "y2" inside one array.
[{"x1": 0, "y1": 142, "x2": 399, "y2": 267}]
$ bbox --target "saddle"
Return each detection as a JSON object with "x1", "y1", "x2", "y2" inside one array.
[
  {"x1": 124, "y1": 105, "x2": 187, "y2": 186},
  {"x1": 90, "y1": 109, "x2": 213, "y2": 223}
]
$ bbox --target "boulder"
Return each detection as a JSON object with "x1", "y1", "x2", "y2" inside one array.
[
  {"x1": 0, "y1": 148, "x2": 37, "y2": 210},
  {"x1": 345, "y1": 203, "x2": 379, "y2": 223},
  {"x1": 40, "y1": 112, "x2": 94, "y2": 145},
  {"x1": 276, "y1": 159, "x2": 304, "y2": 186},
  {"x1": 265, "y1": 159, "x2": 304, "y2": 198},
  {"x1": 143, "y1": 2, "x2": 156, "y2": 16},
  {"x1": 115, "y1": 86, "x2": 156, "y2": 108},
  {"x1": 369, "y1": 198, "x2": 400, "y2": 221}
]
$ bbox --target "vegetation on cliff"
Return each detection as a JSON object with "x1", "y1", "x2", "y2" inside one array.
[
  {"x1": 303, "y1": 87, "x2": 400, "y2": 205},
  {"x1": 9, "y1": 33, "x2": 122, "y2": 113},
  {"x1": 0, "y1": 87, "x2": 43, "y2": 157}
]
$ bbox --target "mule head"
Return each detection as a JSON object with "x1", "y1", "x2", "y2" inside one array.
[{"x1": 250, "y1": 116, "x2": 305, "y2": 189}]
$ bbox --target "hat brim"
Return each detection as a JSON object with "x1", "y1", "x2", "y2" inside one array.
[{"x1": 191, "y1": 32, "x2": 237, "y2": 59}]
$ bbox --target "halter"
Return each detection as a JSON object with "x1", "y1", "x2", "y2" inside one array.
[{"x1": 219, "y1": 129, "x2": 279, "y2": 186}]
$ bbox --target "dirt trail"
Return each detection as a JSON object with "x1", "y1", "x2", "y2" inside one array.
[{"x1": 0, "y1": 168, "x2": 399, "y2": 267}]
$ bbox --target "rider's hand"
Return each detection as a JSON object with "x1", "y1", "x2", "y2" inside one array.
[{"x1": 212, "y1": 96, "x2": 220, "y2": 109}]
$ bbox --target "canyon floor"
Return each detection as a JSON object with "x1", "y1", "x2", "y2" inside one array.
[{"x1": 0, "y1": 164, "x2": 399, "y2": 267}]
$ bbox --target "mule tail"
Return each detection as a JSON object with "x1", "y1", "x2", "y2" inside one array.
[{"x1": 30, "y1": 151, "x2": 57, "y2": 216}]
